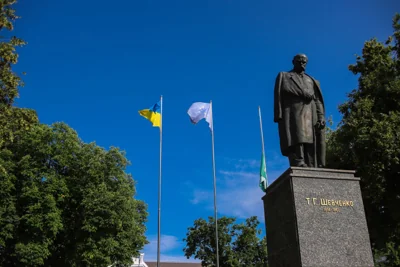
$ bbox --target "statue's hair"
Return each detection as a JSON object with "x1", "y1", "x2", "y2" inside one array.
[{"x1": 293, "y1": 53, "x2": 308, "y2": 61}]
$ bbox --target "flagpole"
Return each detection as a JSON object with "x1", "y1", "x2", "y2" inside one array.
[
  {"x1": 258, "y1": 106, "x2": 267, "y2": 187},
  {"x1": 210, "y1": 101, "x2": 220, "y2": 267},
  {"x1": 157, "y1": 95, "x2": 163, "y2": 267}
]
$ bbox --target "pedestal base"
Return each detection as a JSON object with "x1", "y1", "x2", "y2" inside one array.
[{"x1": 262, "y1": 167, "x2": 374, "y2": 267}]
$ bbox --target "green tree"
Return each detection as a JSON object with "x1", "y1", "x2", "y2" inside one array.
[
  {"x1": 1, "y1": 122, "x2": 148, "y2": 266},
  {"x1": 183, "y1": 216, "x2": 267, "y2": 267},
  {"x1": 0, "y1": 0, "x2": 25, "y2": 107},
  {"x1": 0, "y1": 0, "x2": 35, "y2": 146},
  {"x1": 0, "y1": 1, "x2": 39, "y2": 264},
  {"x1": 326, "y1": 13, "x2": 400, "y2": 266},
  {"x1": 0, "y1": 1, "x2": 148, "y2": 266}
]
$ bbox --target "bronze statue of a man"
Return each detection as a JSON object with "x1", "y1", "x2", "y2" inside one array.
[{"x1": 274, "y1": 54, "x2": 326, "y2": 168}]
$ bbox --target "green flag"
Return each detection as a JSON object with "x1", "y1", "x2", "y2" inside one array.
[{"x1": 259, "y1": 153, "x2": 267, "y2": 192}]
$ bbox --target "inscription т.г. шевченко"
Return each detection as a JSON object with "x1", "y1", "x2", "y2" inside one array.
[{"x1": 305, "y1": 197, "x2": 354, "y2": 212}]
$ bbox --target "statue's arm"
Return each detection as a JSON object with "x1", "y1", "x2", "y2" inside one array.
[
  {"x1": 274, "y1": 72, "x2": 283, "y2": 122},
  {"x1": 315, "y1": 98, "x2": 324, "y2": 120},
  {"x1": 314, "y1": 81, "x2": 325, "y2": 128}
]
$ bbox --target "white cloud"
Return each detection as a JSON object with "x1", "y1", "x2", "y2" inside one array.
[
  {"x1": 218, "y1": 169, "x2": 285, "y2": 220},
  {"x1": 189, "y1": 154, "x2": 288, "y2": 222},
  {"x1": 144, "y1": 234, "x2": 180, "y2": 254},
  {"x1": 190, "y1": 171, "x2": 265, "y2": 220},
  {"x1": 222, "y1": 157, "x2": 259, "y2": 170},
  {"x1": 142, "y1": 234, "x2": 200, "y2": 263},
  {"x1": 190, "y1": 190, "x2": 212, "y2": 204},
  {"x1": 219, "y1": 170, "x2": 258, "y2": 181}
]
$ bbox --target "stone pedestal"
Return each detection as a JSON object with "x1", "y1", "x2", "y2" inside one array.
[{"x1": 262, "y1": 167, "x2": 374, "y2": 267}]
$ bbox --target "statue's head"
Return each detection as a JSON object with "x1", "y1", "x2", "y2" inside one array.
[{"x1": 292, "y1": 53, "x2": 308, "y2": 73}]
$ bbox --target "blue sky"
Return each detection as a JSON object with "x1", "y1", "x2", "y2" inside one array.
[{"x1": 13, "y1": 0, "x2": 399, "y2": 262}]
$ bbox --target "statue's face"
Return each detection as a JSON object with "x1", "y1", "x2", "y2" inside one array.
[{"x1": 293, "y1": 55, "x2": 308, "y2": 72}]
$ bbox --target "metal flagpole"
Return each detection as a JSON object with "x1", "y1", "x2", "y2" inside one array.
[
  {"x1": 210, "y1": 101, "x2": 220, "y2": 267},
  {"x1": 258, "y1": 106, "x2": 267, "y2": 187},
  {"x1": 157, "y1": 95, "x2": 163, "y2": 267}
]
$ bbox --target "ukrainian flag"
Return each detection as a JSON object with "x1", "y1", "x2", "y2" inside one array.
[{"x1": 139, "y1": 101, "x2": 161, "y2": 127}]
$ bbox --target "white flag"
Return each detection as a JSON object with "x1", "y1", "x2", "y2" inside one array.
[{"x1": 187, "y1": 102, "x2": 213, "y2": 131}]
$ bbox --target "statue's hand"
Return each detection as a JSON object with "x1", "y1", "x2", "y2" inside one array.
[
  {"x1": 316, "y1": 120, "x2": 326, "y2": 130},
  {"x1": 303, "y1": 92, "x2": 314, "y2": 101}
]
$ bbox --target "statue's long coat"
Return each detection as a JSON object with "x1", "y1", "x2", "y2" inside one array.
[{"x1": 273, "y1": 71, "x2": 325, "y2": 156}]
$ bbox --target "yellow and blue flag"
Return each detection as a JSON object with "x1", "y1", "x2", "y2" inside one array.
[{"x1": 139, "y1": 101, "x2": 161, "y2": 127}]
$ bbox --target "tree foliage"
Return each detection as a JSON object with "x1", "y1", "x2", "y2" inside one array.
[
  {"x1": 326, "y1": 13, "x2": 400, "y2": 266},
  {"x1": 1, "y1": 123, "x2": 148, "y2": 266},
  {"x1": 0, "y1": 2, "x2": 148, "y2": 266},
  {"x1": 0, "y1": 0, "x2": 25, "y2": 93},
  {"x1": 0, "y1": 0, "x2": 36, "y2": 148},
  {"x1": 183, "y1": 216, "x2": 267, "y2": 267}
]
